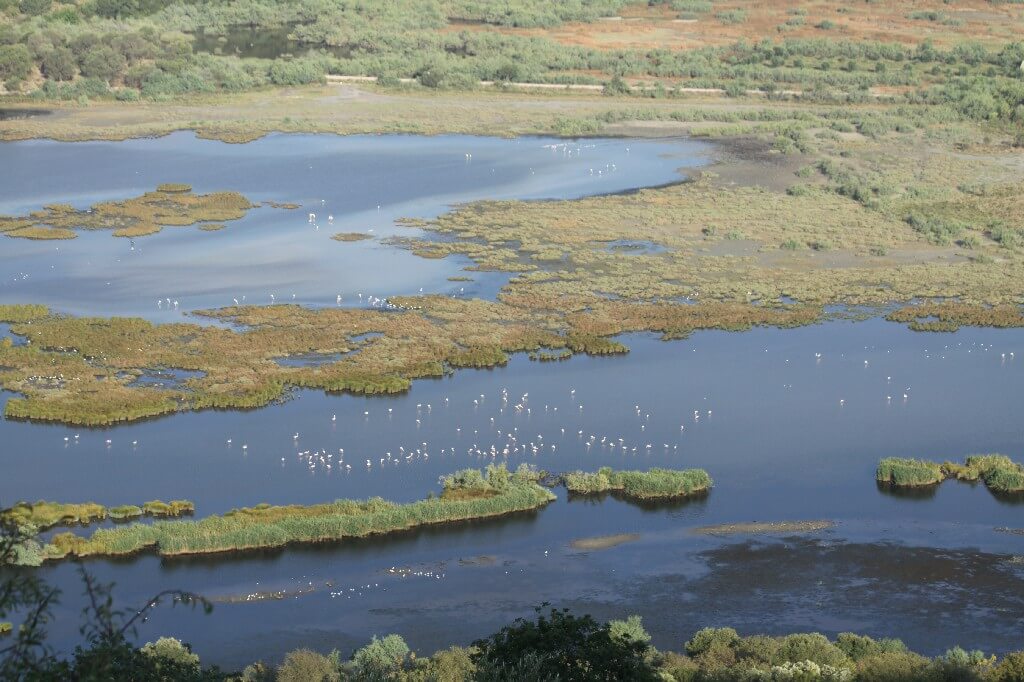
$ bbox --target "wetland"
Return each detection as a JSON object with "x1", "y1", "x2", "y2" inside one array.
[{"x1": 2, "y1": 82, "x2": 1024, "y2": 676}]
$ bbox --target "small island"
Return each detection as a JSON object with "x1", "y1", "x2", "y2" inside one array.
[
  {"x1": 877, "y1": 455, "x2": 1024, "y2": 495},
  {"x1": 563, "y1": 467, "x2": 712, "y2": 500}
]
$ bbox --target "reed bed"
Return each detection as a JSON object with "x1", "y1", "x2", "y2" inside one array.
[
  {"x1": 877, "y1": 455, "x2": 1024, "y2": 494},
  {"x1": 875, "y1": 458, "x2": 945, "y2": 487},
  {"x1": 32, "y1": 466, "x2": 553, "y2": 563},
  {"x1": 1, "y1": 499, "x2": 195, "y2": 532},
  {"x1": 564, "y1": 467, "x2": 712, "y2": 500}
]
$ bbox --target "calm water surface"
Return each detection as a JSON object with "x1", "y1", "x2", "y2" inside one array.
[
  {"x1": 1, "y1": 134, "x2": 1023, "y2": 668},
  {"x1": 0, "y1": 133, "x2": 704, "y2": 320}
]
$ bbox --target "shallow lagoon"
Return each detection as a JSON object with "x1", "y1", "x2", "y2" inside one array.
[
  {"x1": 0, "y1": 133, "x2": 706, "y2": 320},
  {"x1": 2, "y1": 133, "x2": 1024, "y2": 669},
  {"x1": 3, "y1": 319, "x2": 1024, "y2": 666}
]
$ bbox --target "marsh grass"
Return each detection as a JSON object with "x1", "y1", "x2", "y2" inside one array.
[
  {"x1": 877, "y1": 455, "x2": 1024, "y2": 495},
  {"x1": 33, "y1": 466, "x2": 554, "y2": 563},
  {"x1": 875, "y1": 458, "x2": 944, "y2": 487},
  {"x1": 887, "y1": 303, "x2": 1024, "y2": 332},
  {"x1": 0, "y1": 185, "x2": 254, "y2": 240},
  {"x1": 564, "y1": 467, "x2": 712, "y2": 500},
  {"x1": 1, "y1": 499, "x2": 195, "y2": 531}
]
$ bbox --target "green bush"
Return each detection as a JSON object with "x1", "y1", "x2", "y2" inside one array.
[
  {"x1": 990, "y1": 651, "x2": 1024, "y2": 681},
  {"x1": 277, "y1": 648, "x2": 340, "y2": 682},
  {"x1": 352, "y1": 634, "x2": 410, "y2": 678},
  {"x1": 472, "y1": 607, "x2": 660, "y2": 681},
  {"x1": 835, "y1": 633, "x2": 907, "y2": 662},
  {"x1": 773, "y1": 633, "x2": 850, "y2": 668},
  {"x1": 80, "y1": 45, "x2": 126, "y2": 82},
  {"x1": 0, "y1": 44, "x2": 31, "y2": 81},
  {"x1": 609, "y1": 615, "x2": 652, "y2": 646},
  {"x1": 40, "y1": 46, "x2": 76, "y2": 81},
  {"x1": 268, "y1": 58, "x2": 324, "y2": 86},
  {"x1": 140, "y1": 637, "x2": 200, "y2": 673},
  {"x1": 686, "y1": 627, "x2": 740, "y2": 657}
]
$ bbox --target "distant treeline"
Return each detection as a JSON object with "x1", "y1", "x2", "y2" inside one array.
[{"x1": 0, "y1": 0, "x2": 1021, "y2": 125}]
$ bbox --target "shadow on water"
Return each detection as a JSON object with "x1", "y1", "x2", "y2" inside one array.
[
  {"x1": 876, "y1": 480, "x2": 1024, "y2": 506},
  {"x1": 148, "y1": 505, "x2": 549, "y2": 570},
  {"x1": 875, "y1": 480, "x2": 940, "y2": 501},
  {"x1": 566, "y1": 489, "x2": 711, "y2": 513}
]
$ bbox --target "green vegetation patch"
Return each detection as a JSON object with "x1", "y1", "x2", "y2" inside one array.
[
  {"x1": 331, "y1": 232, "x2": 373, "y2": 242},
  {"x1": 1, "y1": 499, "x2": 195, "y2": 532},
  {"x1": 0, "y1": 185, "x2": 254, "y2": 240},
  {"x1": 878, "y1": 455, "x2": 1024, "y2": 495},
  {"x1": 876, "y1": 457, "x2": 945, "y2": 487},
  {"x1": 0, "y1": 299, "x2": 818, "y2": 426},
  {"x1": 887, "y1": 303, "x2": 1024, "y2": 332},
  {"x1": 564, "y1": 466, "x2": 712, "y2": 499},
  {"x1": 32, "y1": 465, "x2": 553, "y2": 563}
]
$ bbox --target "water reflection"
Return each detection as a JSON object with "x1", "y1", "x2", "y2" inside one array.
[{"x1": 0, "y1": 133, "x2": 707, "y2": 320}]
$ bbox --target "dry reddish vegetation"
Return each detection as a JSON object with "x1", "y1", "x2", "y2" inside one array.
[{"x1": 453, "y1": 0, "x2": 1021, "y2": 51}]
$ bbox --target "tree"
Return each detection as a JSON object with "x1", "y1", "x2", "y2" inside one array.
[
  {"x1": 352, "y1": 634, "x2": 410, "y2": 678},
  {"x1": 0, "y1": 44, "x2": 31, "y2": 81},
  {"x1": 471, "y1": 606, "x2": 660, "y2": 681},
  {"x1": 80, "y1": 45, "x2": 126, "y2": 82},
  {"x1": 40, "y1": 46, "x2": 76, "y2": 81}
]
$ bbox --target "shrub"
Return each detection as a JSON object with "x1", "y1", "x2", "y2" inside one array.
[
  {"x1": 604, "y1": 75, "x2": 631, "y2": 95},
  {"x1": 835, "y1": 633, "x2": 907, "y2": 662},
  {"x1": 990, "y1": 652, "x2": 1024, "y2": 681},
  {"x1": 277, "y1": 648, "x2": 340, "y2": 682},
  {"x1": 268, "y1": 59, "x2": 324, "y2": 86},
  {"x1": 81, "y1": 45, "x2": 126, "y2": 82},
  {"x1": 410, "y1": 645, "x2": 476, "y2": 681},
  {"x1": 686, "y1": 627, "x2": 740, "y2": 657},
  {"x1": 906, "y1": 213, "x2": 966, "y2": 245},
  {"x1": 41, "y1": 46, "x2": 76, "y2": 81},
  {"x1": 472, "y1": 607, "x2": 659, "y2": 681},
  {"x1": 735, "y1": 635, "x2": 782, "y2": 667},
  {"x1": 140, "y1": 637, "x2": 200, "y2": 672},
  {"x1": 855, "y1": 651, "x2": 932, "y2": 681},
  {"x1": 240, "y1": 662, "x2": 275, "y2": 681},
  {"x1": 774, "y1": 633, "x2": 850, "y2": 668},
  {"x1": 352, "y1": 634, "x2": 410, "y2": 678},
  {"x1": 0, "y1": 44, "x2": 31, "y2": 81},
  {"x1": 609, "y1": 615, "x2": 652, "y2": 646},
  {"x1": 716, "y1": 9, "x2": 747, "y2": 24}
]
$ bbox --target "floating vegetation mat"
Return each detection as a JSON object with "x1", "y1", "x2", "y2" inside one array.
[{"x1": 0, "y1": 184, "x2": 259, "y2": 240}]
